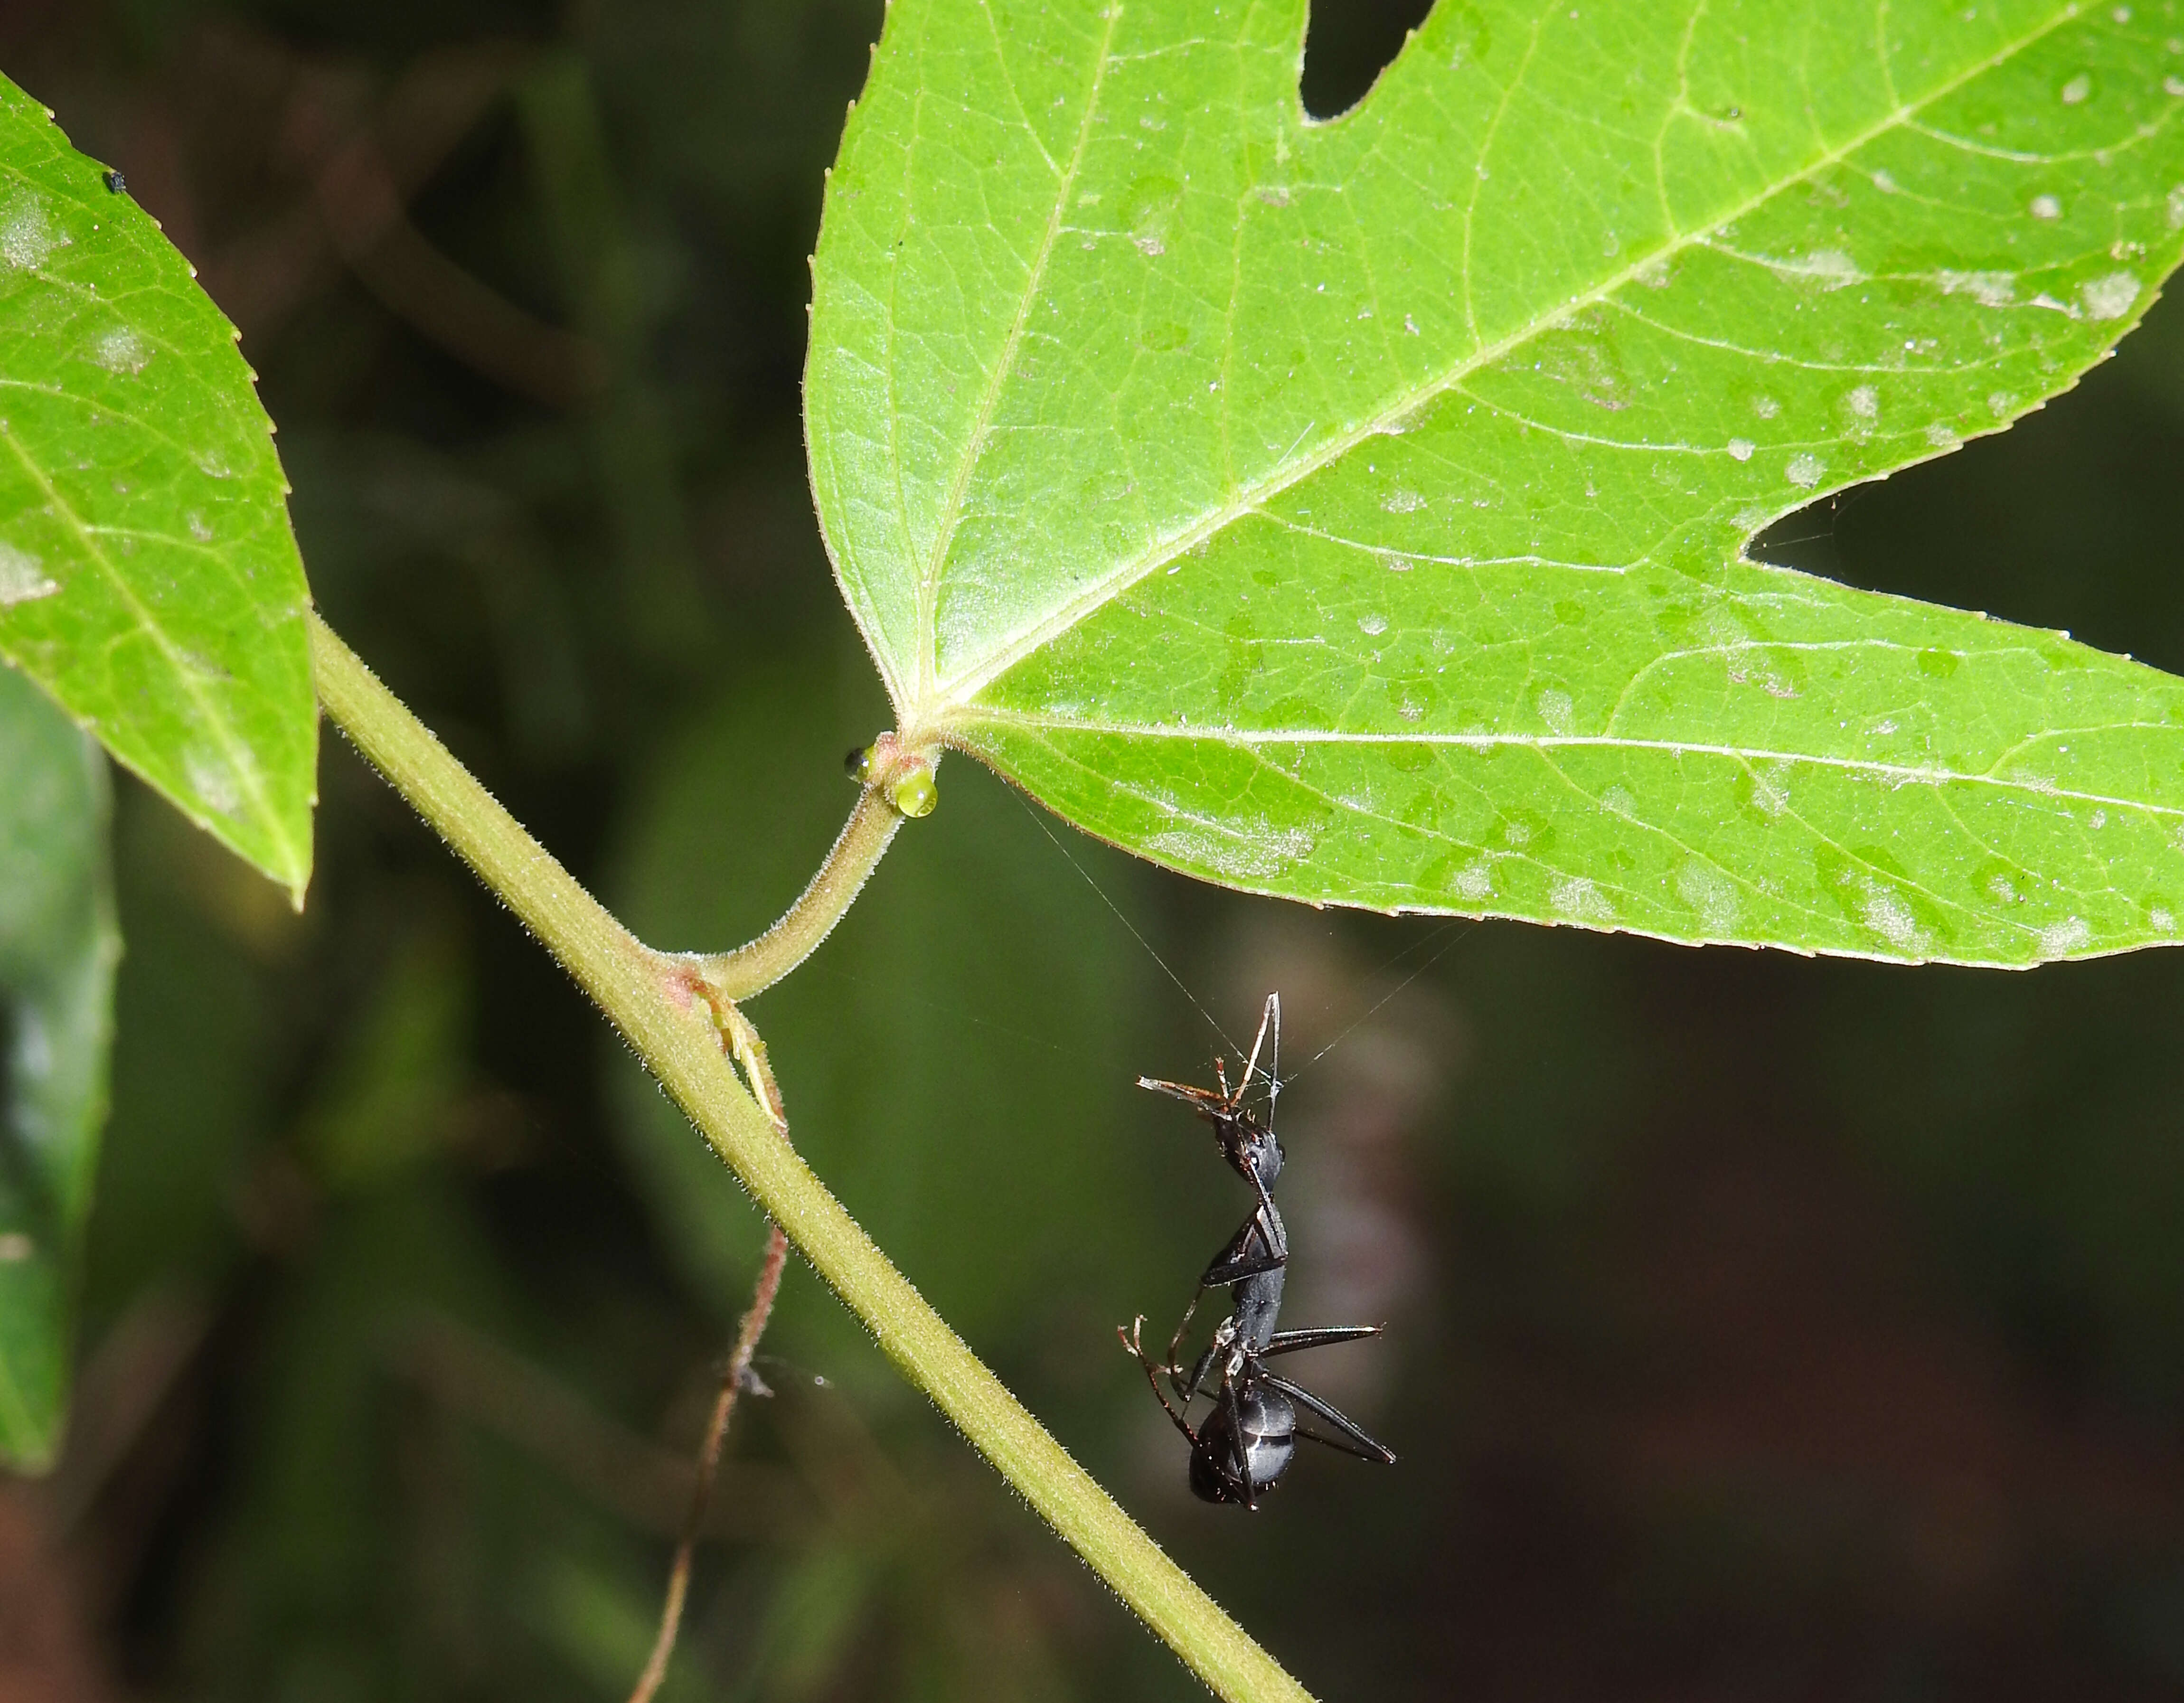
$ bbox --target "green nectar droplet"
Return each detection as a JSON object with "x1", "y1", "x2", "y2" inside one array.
[{"x1": 890, "y1": 769, "x2": 938, "y2": 819}]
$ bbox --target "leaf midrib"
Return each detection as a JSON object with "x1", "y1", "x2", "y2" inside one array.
[
  {"x1": 0, "y1": 424, "x2": 303, "y2": 888},
  {"x1": 910, "y1": 2, "x2": 1121, "y2": 703},
  {"x1": 913, "y1": 1, "x2": 2080, "y2": 724},
  {"x1": 962, "y1": 712, "x2": 2184, "y2": 822}
]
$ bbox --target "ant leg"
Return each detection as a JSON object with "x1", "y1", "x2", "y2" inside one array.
[
  {"x1": 1136, "y1": 1076, "x2": 1225, "y2": 1114},
  {"x1": 1117, "y1": 1317, "x2": 1197, "y2": 1444},
  {"x1": 1199, "y1": 1203, "x2": 1286, "y2": 1291},
  {"x1": 1262, "y1": 1325, "x2": 1383, "y2": 1356},
  {"x1": 1183, "y1": 1339, "x2": 1224, "y2": 1403},
  {"x1": 1220, "y1": 1374, "x2": 1257, "y2": 1509},
  {"x1": 1162, "y1": 1286, "x2": 1211, "y2": 1393},
  {"x1": 1259, "y1": 1373, "x2": 1395, "y2": 1464},
  {"x1": 1245, "y1": 1178, "x2": 1285, "y2": 1262},
  {"x1": 1201, "y1": 1246, "x2": 1283, "y2": 1289},
  {"x1": 1238, "y1": 993, "x2": 1279, "y2": 1102}
]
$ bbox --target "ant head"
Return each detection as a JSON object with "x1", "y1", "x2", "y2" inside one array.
[
  {"x1": 1189, "y1": 1382, "x2": 1296, "y2": 1505},
  {"x1": 1136, "y1": 1073, "x2": 1283, "y2": 1191},
  {"x1": 1215, "y1": 1103, "x2": 1282, "y2": 1193}
]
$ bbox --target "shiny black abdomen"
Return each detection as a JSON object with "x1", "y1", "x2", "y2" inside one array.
[{"x1": 1190, "y1": 1382, "x2": 1298, "y2": 1503}]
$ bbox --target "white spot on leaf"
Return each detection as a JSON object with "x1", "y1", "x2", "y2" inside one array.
[
  {"x1": 1939, "y1": 270, "x2": 2015, "y2": 307},
  {"x1": 2037, "y1": 915, "x2": 2091, "y2": 958},
  {"x1": 1785, "y1": 452, "x2": 1824, "y2": 489},
  {"x1": 1144, "y1": 821, "x2": 1316, "y2": 882},
  {"x1": 1550, "y1": 875, "x2": 1616, "y2": 923},
  {"x1": 92, "y1": 326, "x2": 150, "y2": 373},
  {"x1": 1858, "y1": 884, "x2": 1923, "y2": 951},
  {"x1": 2081, "y1": 271, "x2": 2140, "y2": 321},
  {"x1": 1790, "y1": 248, "x2": 1863, "y2": 287},
  {"x1": 0, "y1": 541, "x2": 58, "y2": 606},
  {"x1": 0, "y1": 193, "x2": 62, "y2": 269},
  {"x1": 1677, "y1": 861, "x2": 1740, "y2": 932},
  {"x1": 185, "y1": 749, "x2": 243, "y2": 818}
]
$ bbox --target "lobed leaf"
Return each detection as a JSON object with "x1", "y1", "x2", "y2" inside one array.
[
  {"x1": 0, "y1": 75, "x2": 315, "y2": 901},
  {"x1": 0, "y1": 661, "x2": 117, "y2": 1471},
  {"x1": 808, "y1": 0, "x2": 2184, "y2": 965}
]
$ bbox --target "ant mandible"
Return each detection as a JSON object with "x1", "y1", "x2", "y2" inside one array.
[{"x1": 1120, "y1": 993, "x2": 1395, "y2": 1508}]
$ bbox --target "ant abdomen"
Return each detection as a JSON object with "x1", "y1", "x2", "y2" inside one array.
[{"x1": 1191, "y1": 1384, "x2": 1296, "y2": 1504}]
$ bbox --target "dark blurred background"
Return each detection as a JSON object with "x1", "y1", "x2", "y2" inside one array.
[{"x1": 6, "y1": 0, "x2": 2184, "y2": 1697}]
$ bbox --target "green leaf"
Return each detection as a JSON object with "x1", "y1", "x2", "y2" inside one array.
[
  {"x1": 808, "y1": 0, "x2": 2184, "y2": 965},
  {"x1": 0, "y1": 76, "x2": 315, "y2": 901},
  {"x1": 0, "y1": 661, "x2": 117, "y2": 1471}
]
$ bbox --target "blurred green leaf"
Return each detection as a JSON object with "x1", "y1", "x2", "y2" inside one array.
[
  {"x1": 519, "y1": 1549, "x2": 716, "y2": 1703},
  {"x1": 810, "y1": 0, "x2": 2184, "y2": 965},
  {"x1": 190, "y1": 1182, "x2": 525, "y2": 1698},
  {"x1": 0, "y1": 662, "x2": 116, "y2": 1471},
  {"x1": 0, "y1": 75, "x2": 315, "y2": 901},
  {"x1": 80, "y1": 802, "x2": 276, "y2": 1328},
  {"x1": 763, "y1": 1543, "x2": 874, "y2": 1700},
  {"x1": 300, "y1": 923, "x2": 470, "y2": 1194}
]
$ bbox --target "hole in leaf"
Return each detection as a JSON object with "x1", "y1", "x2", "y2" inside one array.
[{"x1": 1300, "y1": 0, "x2": 1435, "y2": 121}]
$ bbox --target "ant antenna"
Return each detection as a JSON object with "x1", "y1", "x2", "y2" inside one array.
[
  {"x1": 1011, "y1": 789, "x2": 1242, "y2": 1058},
  {"x1": 1233, "y1": 992, "x2": 1280, "y2": 1131},
  {"x1": 1012, "y1": 787, "x2": 1469, "y2": 1091}
]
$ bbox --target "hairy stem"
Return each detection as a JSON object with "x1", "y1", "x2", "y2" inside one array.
[
  {"x1": 697, "y1": 786, "x2": 900, "y2": 1000},
  {"x1": 629, "y1": 1222, "x2": 791, "y2": 1703},
  {"x1": 306, "y1": 613, "x2": 1311, "y2": 1703}
]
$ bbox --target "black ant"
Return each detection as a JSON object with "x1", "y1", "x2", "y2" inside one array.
[{"x1": 1120, "y1": 993, "x2": 1395, "y2": 1507}]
